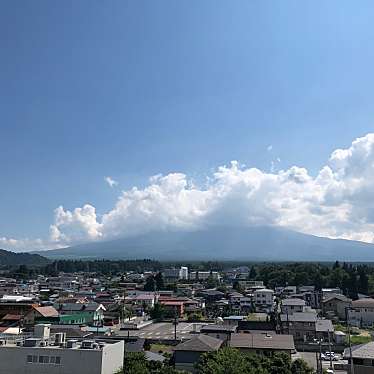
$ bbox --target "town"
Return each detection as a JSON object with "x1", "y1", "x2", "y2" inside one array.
[{"x1": 0, "y1": 261, "x2": 371, "y2": 373}]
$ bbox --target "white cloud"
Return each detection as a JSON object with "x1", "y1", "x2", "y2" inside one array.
[
  {"x1": 4, "y1": 133, "x2": 374, "y2": 251},
  {"x1": 0, "y1": 237, "x2": 51, "y2": 251},
  {"x1": 105, "y1": 176, "x2": 118, "y2": 187},
  {"x1": 49, "y1": 205, "x2": 102, "y2": 244},
  {"x1": 267, "y1": 145, "x2": 273, "y2": 151}
]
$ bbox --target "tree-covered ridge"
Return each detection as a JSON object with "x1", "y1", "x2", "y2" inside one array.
[{"x1": 0, "y1": 248, "x2": 49, "y2": 266}]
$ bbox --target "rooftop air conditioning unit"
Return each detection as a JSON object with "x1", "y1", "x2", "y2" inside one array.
[
  {"x1": 66, "y1": 339, "x2": 78, "y2": 349},
  {"x1": 54, "y1": 333, "x2": 66, "y2": 346},
  {"x1": 81, "y1": 340, "x2": 95, "y2": 349}
]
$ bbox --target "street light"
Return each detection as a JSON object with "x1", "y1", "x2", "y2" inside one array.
[
  {"x1": 313, "y1": 338, "x2": 323, "y2": 374},
  {"x1": 345, "y1": 307, "x2": 355, "y2": 374}
]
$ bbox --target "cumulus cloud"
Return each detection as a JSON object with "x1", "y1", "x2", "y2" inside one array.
[
  {"x1": 105, "y1": 176, "x2": 118, "y2": 187},
  {"x1": 0, "y1": 237, "x2": 51, "y2": 251},
  {"x1": 3, "y1": 133, "x2": 374, "y2": 251}
]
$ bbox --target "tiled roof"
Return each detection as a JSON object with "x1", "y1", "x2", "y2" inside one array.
[
  {"x1": 315, "y1": 319, "x2": 334, "y2": 332},
  {"x1": 280, "y1": 312, "x2": 317, "y2": 323},
  {"x1": 352, "y1": 298, "x2": 374, "y2": 308},
  {"x1": 1, "y1": 314, "x2": 22, "y2": 321},
  {"x1": 323, "y1": 294, "x2": 351, "y2": 304},
  {"x1": 282, "y1": 298, "x2": 306, "y2": 306},
  {"x1": 174, "y1": 335, "x2": 223, "y2": 352},
  {"x1": 34, "y1": 306, "x2": 59, "y2": 318},
  {"x1": 344, "y1": 342, "x2": 374, "y2": 359},
  {"x1": 230, "y1": 333, "x2": 295, "y2": 351}
]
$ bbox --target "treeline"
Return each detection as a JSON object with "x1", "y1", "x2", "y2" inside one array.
[
  {"x1": 250, "y1": 261, "x2": 372, "y2": 298},
  {"x1": 9, "y1": 259, "x2": 163, "y2": 278}
]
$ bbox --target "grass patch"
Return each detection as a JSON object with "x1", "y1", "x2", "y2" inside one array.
[
  {"x1": 350, "y1": 335, "x2": 372, "y2": 346},
  {"x1": 150, "y1": 344, "x2": 173, "y2": 354}
]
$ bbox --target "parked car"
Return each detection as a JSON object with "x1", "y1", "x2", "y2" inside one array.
[{"x1": 323, "y1": 352, "x2": 338, "y2": 361}]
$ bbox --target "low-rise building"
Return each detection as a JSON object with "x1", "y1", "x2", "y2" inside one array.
[
  {"x1": 173, "y1": 335, "x2": 223, "y2": 372},
  {"x1": 281, "y1": 298, "x2": 306, "y2": 315},
  {"x1": 0, "y1": 334, "x2": 124, "y2": 374},
  {"x1": 343, "y1": 341, "x2": 374, "y2": 374},
  {"x1": 322, "y1": 293, "x2": 351, "y2": 320},
  {"x1": 253, "y1": 289, "x2": 274, "y2": 312},
  {"x1": 348, "y1": 298, "x2": 374, "y2": 328},
  {"x1": 229, "y1": 333, "x2": 296, "y2": 357},
  {"x1": 200, "y1": 324, "x2": 236, "y2": 341}
]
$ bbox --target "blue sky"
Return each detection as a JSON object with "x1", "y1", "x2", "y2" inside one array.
[{"x1": 2, "y1": 1, "x2": 374, "y2": 248}]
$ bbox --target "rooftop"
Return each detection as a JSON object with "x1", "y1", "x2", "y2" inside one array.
[
  {"x1": 352, "y1": 298, "x2": 374, "y2": 308},
  {"x1": 282, "y1": 298, "x2": 306, "y2": 306},
  {"x1": 174, "y1": 335, "x2": 223, "y2": 352},
  {"x1": 344, "y1": 342, "x2": 374, "y2": 359},
  {"x1": 230, "y1": 333, "x2": 295, "y2": 351}
]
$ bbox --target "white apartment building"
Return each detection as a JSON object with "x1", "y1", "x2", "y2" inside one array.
[
  {"x1": 253, "y1": 289, "x2": 274, "y2": 312},
  {"x1": 180, "y1": 267, "x2": 189, "y2": 280}
]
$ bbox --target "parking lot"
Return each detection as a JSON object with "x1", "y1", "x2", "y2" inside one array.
[{"x1": 117, "y1": 322, "x2": 209, "y2": 340}]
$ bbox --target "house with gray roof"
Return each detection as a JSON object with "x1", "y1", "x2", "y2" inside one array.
[
  {"x1": 322, "y1": 293, "x2": 351, "y2": 320},
  {"x1": 281, "y1": 298, "x2": 306, "y2": 314},
  {"x1": 229, "y1": 333, "x2": 296, "y2": 357},
  {"x1": 343, "y1": 341, "x2": 374, "y2": 374},
  {"x1": 280, "y1": 312, "x2": 333, "y2": 342},
  {"x1": 173, "y1": 335, "x2": 223, "y2": 372},
  {"x1": 348, "y1": 298, "x2": 374, "y2": 328}
]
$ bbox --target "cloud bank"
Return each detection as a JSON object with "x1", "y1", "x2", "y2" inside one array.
[{"x1": 3, "y1": 133, "x2": 374, "y2": 251}]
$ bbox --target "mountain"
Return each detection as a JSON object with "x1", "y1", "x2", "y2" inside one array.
[
  {"x1": 36, "y1": 225, "x2": 374, "y2": 261},
  {"x1": 0, "y1": 249, "x2": 49, "y2": 266}
]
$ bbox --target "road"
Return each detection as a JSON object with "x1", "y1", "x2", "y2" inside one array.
[
  {"x1": 295, "y1": 352, "x2": 348, "y2": 373},
  {"x1": 115, "y1": 322, "x2": 210, "y2": 340}
]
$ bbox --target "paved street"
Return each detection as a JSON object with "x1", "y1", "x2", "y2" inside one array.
[
  {"x1": 116, "y1": 322, "x2": 209, "y2": 340},
  {"x1": 295, "y1": 352, "x2": 348, "y2": 373}
]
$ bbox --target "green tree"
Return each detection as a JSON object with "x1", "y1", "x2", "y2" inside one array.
[
  {"x1": 155, "y1": 272, "x2": 164, "y2": 290},
  {"x1": 196, "y1": 349, "x2": 313, "y2": 374},
  {"x1": 144, "y1": 276, "x2": 156, "y2": 291},
  {"x1": 115, "y1": 352, "x2": 179, "y2": 374},
  {"x1": 291, "y1": 359, "x2": 314, "y2": 374},
  {"x1": 150, "y1": 303, "x2": 166, "y2": 320},
  {"x1": 197, "y1": 347, "x2": 260, "y2": 374},
  {"x1": 249, "y1": 266, "x2": 257, "y2": 279},
  {"x1": 206, "y1": 274, "x2": 218, "y2": 289}
]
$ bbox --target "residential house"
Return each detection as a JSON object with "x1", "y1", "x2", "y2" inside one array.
[
  {"x1": 343, "y1": 341, "x2": 374, "y2": 374},
  {"x1": 173, "y1": 335, "x2": 223, "y2": 372},
  {"x1": 348, "y1": 299, "x2": 374, "y2": 328},
  {"x1": 253, "y1": 289, "x2": 274, "y2": 312},
  {"x1": 200, "y1": 324, "x2": 237, "y2": 341},
  {"x1": 281, "y1": 298, "x2": 306, "y2": 315},
  {"x1": 56, "y1": 302, "x2": 106, "y2": 325},
  {"x1": 229, "y1": 333, "x2": 296, "y2": 357},
  {"x1": 24, "y1": 306, "x2": 59, "y2": 325},
  {"x1": 280, "y1": 312, "x2": 317, "y2": 342},
  {"x1": 322, "y1": 294, "x2": 351, "y2": 320}
]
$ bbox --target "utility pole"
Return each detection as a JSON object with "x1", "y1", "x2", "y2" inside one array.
[
  {"x1": 173, "y1": 306, "x2": 178, "y2": 341},
  {"x1": 345, "y1": 307, "x2": 355, "y2": 374},
  {"x1": 319, "y1": 339, "x2": 323, "y2": 374},
  {"x1": 328, "y1": 329, "x2": 333, "y2": 370}
]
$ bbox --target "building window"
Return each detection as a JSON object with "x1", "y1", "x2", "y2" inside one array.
[
  {"x1": 55, "y1": 356, "x2": 61, "y2": 365},
  {"x1": 32, "y1": 355, "x2": 38, "y2": 363},
  {"x1": 27, "y1": 355, "x2": 33, "y2": 363}
]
